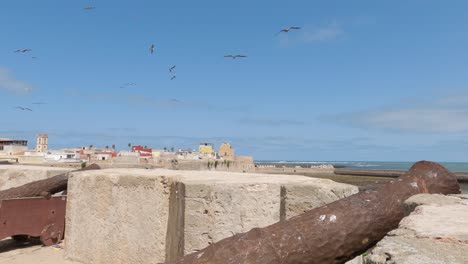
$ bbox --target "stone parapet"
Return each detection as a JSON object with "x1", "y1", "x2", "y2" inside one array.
[
  {"x1": 0, "y1": 165, "x2": 73, "y2": 191},
  {"x1": 65, "y1": 169, "x2": 358, "y2": 264},
  {"x1": 365, "y1": 194, "x2": 468, "y2": 264}
]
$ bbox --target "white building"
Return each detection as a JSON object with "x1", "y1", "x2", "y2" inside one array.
[
  {"x1": 96, "y1": 152, "x2": 114, "y2": 161},
  {"x1": 152, "y1": 149, "x2": 164, "y2": 158},
  {"x1": 44, "y1": 151, "x2": 81, "y2": 163},
  {"x1": 176, "y1": 149, "x2": 199, "y2": 160}
]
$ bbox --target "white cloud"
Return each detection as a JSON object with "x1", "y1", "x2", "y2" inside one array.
[
  {"x1": 238, "y1": 117, "x2": 306, "y2": 126},
  {"x1": 0, "y1": 67, "x2": 34, "y2": 94},
  {"x1": 301, "y1": 22, "x2": 343, "y2": 43},
  {"x1": 64, "y1": 89, "x2": 246, "y2": 112},
  {"x1": 435, "y1": 94, "x2": 468, "y2": 106},
  {"x1": 279, "y1": 22, "x2": 343, "y2": 46},
  {"x1": 330, "y1": 94, "x2": 468, "y2": 133}
]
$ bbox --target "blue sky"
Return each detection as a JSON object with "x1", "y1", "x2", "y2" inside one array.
[{"x1": 2, "y1": 0, "x2": 468, "y2": 161}]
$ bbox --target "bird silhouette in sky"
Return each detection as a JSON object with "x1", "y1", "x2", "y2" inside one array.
[
  {"x1": 276, "y1": 26, "x2": 302, "y2": 35},
  {"x1": 150, "y1": 44, "x2": 155, "y2": 54},
  {"x1": 14, "y1": 49, "x2": 32, "y2": 53},
  {"x1": 84, "y1": 6, "x2": 95, "y2": 10},
  {"x1": 170, "y1": 75, "x2": 176, "y2": 81},
  {"x1": 15, "y1": 107, "x2": 32, "y2": 111},
  {"x1": 169, "y1": 65, "x2": 176, "y2": 73},
  {"x1": 224, "y1": 54, "x2": 247, "y2": 59},
  {"x1": 120, "y1": 83, "x2": 136, "y2": 88}
]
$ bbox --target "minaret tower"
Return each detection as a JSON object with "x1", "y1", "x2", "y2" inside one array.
[{"x1": 36, "y1": 134, "x2": 48, "y2": 152}]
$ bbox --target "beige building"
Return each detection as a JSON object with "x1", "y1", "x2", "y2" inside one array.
[
  {"x1": 219, "y1": 142, "x2": 234, "y2": 158},
  {"x1": 0, "y1": 138, "x2": 28, "y2": 155},
  {"x1": 36, "y1": 134, "x2": 48, "y2": 153}
]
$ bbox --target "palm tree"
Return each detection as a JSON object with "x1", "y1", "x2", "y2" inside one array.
[
  {"x1": 105, "y1": 145, "x2": 109, "y2": 150},
  {"x1": 128, "y1": 143, "x2": 131, "y2": 150},
  {"x1": 112, "y1": 144, "x2": 116, "y2": 150}
]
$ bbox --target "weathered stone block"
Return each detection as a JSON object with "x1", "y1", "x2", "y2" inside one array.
[
  {"x1": 181, "y1": 180, "x2": 282, "y2": 256},
  {"x1": 282, "y1": 179, "x2": 358, "y2": 220},
  {"x1": 0, "y1": 165, "x2": 72, "y2": 191},
  {"x1": 365, "y1": 194, "x2": 468, "y2": 264},
  {"x1": 65, "y1": 169, "x2": 171, "y2": 264},
  {"x1": 173, "y1": 171, "x2": 358, "y2": 259},
  {"x1": 65, "y1": 169, "x2": 358, "y2": 264}
]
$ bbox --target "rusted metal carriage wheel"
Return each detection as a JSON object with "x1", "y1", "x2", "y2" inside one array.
[{"x1": 40, "y1": 224, "x2": 62, "y2": 246}]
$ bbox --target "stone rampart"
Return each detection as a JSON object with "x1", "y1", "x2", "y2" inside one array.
[
  {"x1": 0, "y1": 165, "x2": 73, "y2": 191},
  {"x1": 364, "y1": 194, "x2": 468, "y2": 264},
  {"x1": 65, "y1": 169, "x2": 358, "y2": 264}
]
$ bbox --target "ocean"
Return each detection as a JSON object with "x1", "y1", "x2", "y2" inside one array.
[
  {"x1": 256, "y1": 160, "x2": 468, "y2": 193},
  {"x1": 255, "y1": 161, "x2": 468, "y2": 172}
]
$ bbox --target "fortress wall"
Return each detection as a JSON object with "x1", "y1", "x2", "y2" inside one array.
[
  {"x1": 65, "y1": 169, "x2": 358, "y2": 264},
  {"x1": 0, "y1": 165, "x2": 73, "y2": 191},
  {"x1": 166, "y1": 159, "x2": 255, "y2": 173}
]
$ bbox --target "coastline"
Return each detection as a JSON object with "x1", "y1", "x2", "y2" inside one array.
[
  {"x1": 255, "y1": 160, "x2": 468, "y2": 172},
  {"x1": 254, "y1": 163, "x2": 468, "y2": 193}
]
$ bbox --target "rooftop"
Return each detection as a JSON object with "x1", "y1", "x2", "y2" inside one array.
[{"x1": 0, "y1": 138, "x2": 27, "y2": 142}]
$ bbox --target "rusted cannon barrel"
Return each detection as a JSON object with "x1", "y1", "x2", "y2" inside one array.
[
  {"x1": 170, "y1": 161, "x2": 460, "y2": 264},
  {"x1": 0, "y1": 164, "x2": 100, "y2": 200}
]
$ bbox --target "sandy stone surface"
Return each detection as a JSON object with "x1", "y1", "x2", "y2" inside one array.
[
  {"x1": 0, "y1": 239, "x2": 76, "y2": 264},
  {"x1": 66, "y1": 169, "x2": 172, "y2": 264},
  {"x1": 365, "y1": 194, "x2": 468, "y2": 264},
  {"x1": 65, "y1": 168, "x2": 358, "y2": 264},
  {"x1": 0, "y1": 165, "x2": 73, "y2": 191}
]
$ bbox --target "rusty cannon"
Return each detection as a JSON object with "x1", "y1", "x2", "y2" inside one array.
[
  {"x1": 0, "y1": 164, "x2": 100, "y2": 246},
  {"x1": 169, "y1": 161, "x2": 461, "y2": 264}
]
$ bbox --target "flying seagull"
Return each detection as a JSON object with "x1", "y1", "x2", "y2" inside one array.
[
  {"x1": 14, "y1": 49, "x2": 32, "y2": 53},
  {"x1": 277, "y1": 26, "x2": 302, "y2": 35},
  {"x1": 224, "y1": 54, "x2": 247, "y2": 59},
  {"x1": 150, "y1": 44, "x2": 155, "y2": 54},
  {"x1": 15, "y1": 106, "x2": 32, "y2": 111},
  {"x1": 84, "y1": 6, "x2": 95, "y2": 10},
  {"x1": 169, "y1": 65, "x2": 176, "y2": 73},
  {"x1": 170, "y1": 75, "x2": 176, "y2": 81},
  {"x1": 120, "y1": 82, "x2": 136, "y2": 88}
]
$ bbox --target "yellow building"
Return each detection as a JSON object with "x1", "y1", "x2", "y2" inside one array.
[
  {"x1": 199, "y1": 143, "x2": 214, "y2": 155},
  {"x1": 219, "y1": 142, "x2": 234, "y2": 158}
]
